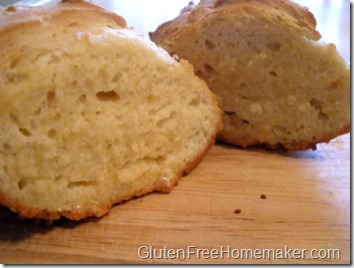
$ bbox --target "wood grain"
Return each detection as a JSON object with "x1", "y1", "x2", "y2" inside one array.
[
  {"x1": 0, "y1": 134, "x2": 350, "y2": 264},
  {"x1": 0, "y1": 0, "x2": 350, "y2": 264}
]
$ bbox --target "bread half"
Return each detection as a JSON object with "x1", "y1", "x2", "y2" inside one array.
[
  {"x1": 150, "y1": 0, "x2": 350, "y2": 151},
  {"x1": 0, "y1": 0, "x2": 222, "y2": 220}
]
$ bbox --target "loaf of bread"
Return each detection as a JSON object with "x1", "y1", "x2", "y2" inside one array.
[
  {"x1": 150, "y1": 0, "x2": 350, "y2": 151},
  {"x1": 0, "y1": 0, "x2": 222, "y2": 220}
]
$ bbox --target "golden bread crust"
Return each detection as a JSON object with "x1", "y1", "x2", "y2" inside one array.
[{"x1": 150, "y1": 0, "x2": 320, "y2": 44}]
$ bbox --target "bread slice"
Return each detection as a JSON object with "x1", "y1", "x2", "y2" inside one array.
[
  {"x1": 0, "y1": 0, "x2": 222, "y2": 220},
  {"x1": 150, "y1": 0, "x2": 350, "y2": 151}
]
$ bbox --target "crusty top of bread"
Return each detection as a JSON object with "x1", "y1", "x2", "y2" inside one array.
[
  {"x1": 0, "y1": 0, "x2": 126, "y2": 31},
  {"x1": 150, "y1": 0, "x2": 320, "y2": 44},
  {"x1": 0, "y1": 0, "x2": 127, "y2": 73}
]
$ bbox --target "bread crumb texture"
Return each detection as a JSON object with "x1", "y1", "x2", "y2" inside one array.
[
  {"x1": 0, "y1": 1, "x2": 221, "y2": 220},
  {"x1": 150, "y1": 0, "x2": 350, "y2": 151}
]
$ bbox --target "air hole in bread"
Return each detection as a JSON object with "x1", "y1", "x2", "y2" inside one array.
[
  {"x1": 7, "y1": 73, "x2": 28, "y2": 83},
  {"x1": 19, "y1": 128, "x2": 32, "y2": 137},
  {"x1": 9, "y1": 113, "x2": 18, "y2": 124},
  {"x1": 48, "y1": 129, "x2": 57, "y2": 138},
  {"x1": 18, "y1": 178, "x2": 27, "y2": 190},
  {"x1": 106, "y1": 143, "x2": 112, "y2": 150},
  {"x1": 79, "y1": 94, "x2": 87, "y2": 103},
  {"x1": 67, "y1": 181, "x2": 96, "y2": 189},
  {"x1": 146, "y1": 94, "x2": 156, "y2": 103},
  {"x1": 3, "y1": 166, "x2": 9, "y2": 175},
  {"x1": 189, "y1": 98, "x2": 200, "y2": 107},
  {"x1": 10, "y1": 57, "x2": 20, "y2": 68},
  {"x1": 240, "y1": 82, "x2": 246, "y2": 87},
  {"x1": 225, "y1": 111, "x2": 250, "y2": 126},
  {"x1": 3, "y1": 143, "x2": 11, "y2": 151},
  {"x1": 47, "y1": 91, "x2": 55, "y2": 102},
  {"x1": 142, "y1": 155, "x2": 165, "y2": 164},
  {"x1": 196, "y1": 70, "x2": 203, "y2": 77},
  {"x1": 204, "y1": 63, "x2": 214, "y2": 73},
  {"x1": 269, "y1": 71, "x2": 277, "y2": 77},
  {"x1": 309, "y1": 98, "x2": 322, "y2": 110},
  {"x1": 156, "y1": 111, "x2": 177, "y2": 127},
  {"x1": 96, "y1": 90, "x2": 120, "y2": 102},
  {"x1": 205, "y1": 39, "x2": 216, "y2": 49},
  {"x1": 154, "y1": 155, "x2": 165, "y2": 164},
  {"x1": 330, "y1": 81, "x2": 338, "y2": 89},
  {"x1": 112, "y1": 73, "x2": 122, "y2": 83},
  {"x1": 310, "y1": 98, "x2": 328, "y2": 121},
  {"x1": 266, "y1": 41, "x2": 282, "y2": 51},
  {"x1": 53, "y1": 113, "x2": 61, "y2": 121},
  {"x1": 272, "y1": 125, "x2": 287, "y2": 138},
  {"x1": 34, "y1": 107, "x2": 42, "y2": 115},
  {"x1": 68, "y1": 22, "x2": 79, "y2": 27}
]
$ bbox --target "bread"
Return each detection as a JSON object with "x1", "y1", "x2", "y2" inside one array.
[
  {"x1": 150, "y1": 0, "x2": 350, "y2": 151},
  {"x1": 0, "y1": 0, "x2": 222, "y2": 221}
]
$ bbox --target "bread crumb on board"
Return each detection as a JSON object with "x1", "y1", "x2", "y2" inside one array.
[{"x1": 233, "y1": 209, "x2": 242, "y2": 214}]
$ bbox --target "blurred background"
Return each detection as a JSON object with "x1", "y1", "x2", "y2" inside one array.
[{"x1": 0, "y1": 0, "x2": 350, "y2": 63}]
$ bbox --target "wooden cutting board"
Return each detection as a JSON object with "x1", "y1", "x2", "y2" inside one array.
[{"x1": 0, "y1": 134, "x2": 350, "y2": 264}]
